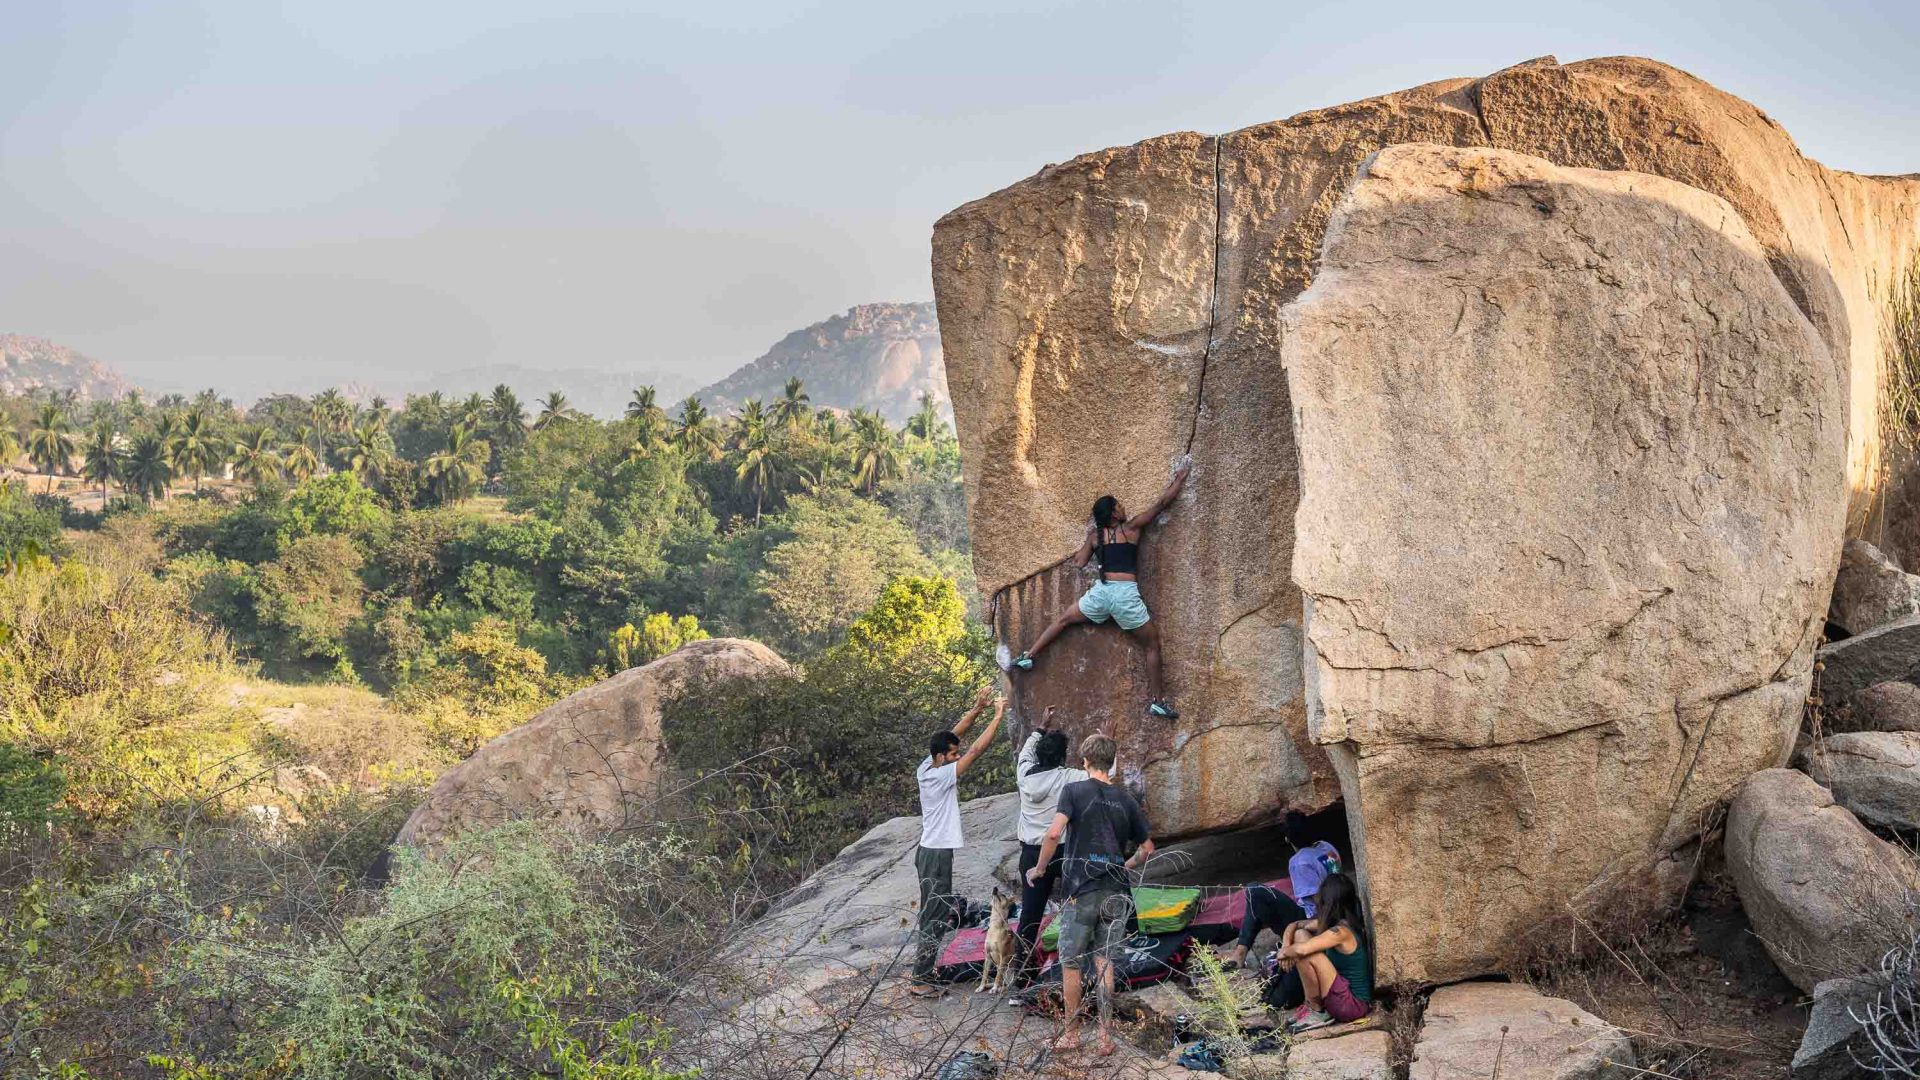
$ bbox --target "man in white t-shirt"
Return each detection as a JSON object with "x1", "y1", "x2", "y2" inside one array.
[{"x1": 907, "y1": 685, "x2": 1004, "y2": 996}]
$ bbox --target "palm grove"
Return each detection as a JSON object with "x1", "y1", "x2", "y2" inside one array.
[{"x1": 0, "y1": 377, "x2": 996, "y2": 1078}]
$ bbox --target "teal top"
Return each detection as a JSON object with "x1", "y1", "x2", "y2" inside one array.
[{"x1": 1326, "y1": 934, "x2": 1372, "y2": 1002}]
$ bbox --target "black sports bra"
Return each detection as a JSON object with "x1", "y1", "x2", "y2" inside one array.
[{"x1": 1098, "y1": 533, "x2": 1139, "y2": 576}]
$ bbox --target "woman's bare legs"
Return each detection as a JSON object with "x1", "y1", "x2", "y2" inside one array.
[
  {"x1": 1129, "y1": 619, "x2": 1165, "y2": 702},
  {"x1": 1023, "y1": 603, "x2": 1088, "y2": 661},
  {"x1": 1298, "y1": 952, "x2": 1337, "y2": 1010}
]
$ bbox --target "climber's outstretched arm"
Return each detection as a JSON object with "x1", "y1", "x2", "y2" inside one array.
[
  {"x1": 1127, "y1": 463, "x2": 1191, "y2": 530},
  {"x1": 1069, "y1": 519, "x2": 1097, "y2": 568}
]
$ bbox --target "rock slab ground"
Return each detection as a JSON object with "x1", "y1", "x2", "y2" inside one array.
[
  {"x1": 395, "y1": 638, "x2": 790, "y2": 849},
  {"x1": 935, "y1": 54, "x2": 1920, "y2": 985},
  {"x1": 1724, "y1": 769, "x2": 1919, "y2": 993},
  {"x1": 1285, "y1": 1029, "x2": 1394, "y2": 1080},
  {"x1": 1798, "y1": 730, "x2": 1920, "y2": 832},
  {"x1": 1828, "y1": 539, "x2": 1920, "y2": 636},
  {"x1": 1409, "y1": 982, "x2": 1637, "y2": 1080}
]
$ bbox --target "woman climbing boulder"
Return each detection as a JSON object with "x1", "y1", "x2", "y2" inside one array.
[{"x1": 1011, "y1": 462, "x2": 1190, "y2": 719}]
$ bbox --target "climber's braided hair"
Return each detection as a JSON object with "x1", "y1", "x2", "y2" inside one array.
[{"x1": 1090, "y1": 495, "x2": 1120, "y2": 583}]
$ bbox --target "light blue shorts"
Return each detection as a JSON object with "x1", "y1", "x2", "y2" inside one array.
[{"x1": 1079, "y1": 580, "x2": 1150, "y2": 631}]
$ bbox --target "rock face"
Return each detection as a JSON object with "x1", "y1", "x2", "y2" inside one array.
[
  {"x1": 1799, "y1": 731, "x2": 1920, "y2": 832},
  {"x1": 1724, "y1": 769, "x2": 1919, "y2": 992},
  {"x1": 1829, "y1": 539, "x2": 1920, "y2": 636},
  {"x1": 1842, "y1": 680, "x2": 1920, "y2": 734},
  {"x1": 1409, "y1": 982, "x2": 1637, "y2": 1080},
  {"x1": 1818, "y1": 615, "x2": 1920, "y2": 711},
  {"x1": 1792, "y1": 975, "x2": 1887, "y2": 1080},
  {"x1": 935, "y1": 56, "x2": 1920, "y2": 984},
  {"x1": 395, "y1": 639, "x2": 790, "y2": 850}
]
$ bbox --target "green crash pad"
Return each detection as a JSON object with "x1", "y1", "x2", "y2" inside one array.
[{"x1": 1038, "y1": 884, "x2": 1202, "y2": 951}]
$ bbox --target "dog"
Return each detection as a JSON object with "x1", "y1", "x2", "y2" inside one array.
[{"x1": 976, "y1": 888, "x2": 1018, "y2": 995}]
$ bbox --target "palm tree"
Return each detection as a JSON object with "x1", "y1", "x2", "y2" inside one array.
[
  {"x1": 364, "y1": 396, "x2": 391, "y2": 433},
  {"x1": 80, "y1": 422, "x2": 122, "y2": 504},
  {"x1": 339, "y1": 422, "x2": 394, "y2": 482},
  {"x1": 487, "y1": 385, "x2": 528, "y2": 450},
  {"x1": 816, "y1": 410, "x2": 848, "y2": 450},
  {"x1": 625, "y1": 386, "x2": 667, "y2": 457},
  {"x1": 230, "y1": 427, "x2": 284, "y2": 486},
  {"x1": 459, "y1": 391, "x2": 487, "y2": 430},
  {"x1": 733, "y1": 408, "x2": 786, "y2": 523},
  {"x1": 424, "y1": 423, "x2": 490, "y2": 504},
  {"x1": 533, "y1": 391, "x2": 576, "y2": 432},
  {"x1": 770, "y1": 377, "x2": 812, "y2": 434},
  {"x1": 727, "y1": 399, "x2": 768, "y2": 451},
  {"x1": 122, "y1": 433, "x2": 172, "y2": 507},
  {"x1": 25, "y1": 404, "x2": 75, "y2": 492},
  {"x1": 671, "y1": 397, "x2": 721, "y2": 461},
  {"x1": 0, "y1": 423, "x2": 21, "y2": 470},
  {"x1": 848, "y1": 409, "x2": 902, "y2": 495},
  {"x1": 905, "y1": 392, "x2": 947, "y2": 443},
  {"x1": 170, "y1": 408, "x2": 223, "y2": 492},
  {"x1": 284, "y1": 429, "x2": 320, "y2": 483}
]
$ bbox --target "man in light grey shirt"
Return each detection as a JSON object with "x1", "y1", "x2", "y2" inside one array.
[{"x1": 1012, "y1": 712, "x2": 1090, "y2": 984}]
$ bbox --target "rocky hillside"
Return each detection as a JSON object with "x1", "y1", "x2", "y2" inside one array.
[
  {"x1": 695, "y1": 302, "x2": 946, "y2": 423},
  {"x1": 0, "y1": 335, "x2": 131, "y2": 400}
]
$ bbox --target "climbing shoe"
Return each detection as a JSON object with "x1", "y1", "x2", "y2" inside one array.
[
  {"x1": 1012, "y1": 653, "x2": 1034, "y2": 671},
  {"x1": 1148, "y1": 700, "x2": 1179, "y2": 719}
]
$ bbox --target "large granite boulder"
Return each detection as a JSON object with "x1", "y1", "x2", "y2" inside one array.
[
  {"x1": 1409, "y1": 982, "x2": 1636, "y2": 1080},
  {"x1": 1798, "y1": 731, "x2": 1920, "y2": 832},
  {"x1": 1286, "y1": 142, "x2": 1843, "y2": 984},
  {"x1": 934, "y1": 55, "x2": 1920, "y2": 984},
  {"x1": 1830, "y1": 539, "x2": 1920, "y2": 636},
  {"x1": 1724, "y1": 769, "x2": 1919, "y2": 992},
  {"x1": 395, "y1": 639, "x2": 791, "y2": 850}
]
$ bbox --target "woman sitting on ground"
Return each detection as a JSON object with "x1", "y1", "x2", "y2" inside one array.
[
  {"x1": 1275, "y1": 871, "x2": 1373, "y2": 1033},
  {"x1": 1013, "y1": 712, "x2": 1089, "y2": 987},
  {"x1": 1012, "y1": 462, "x2": 1190, "y2": 719}
]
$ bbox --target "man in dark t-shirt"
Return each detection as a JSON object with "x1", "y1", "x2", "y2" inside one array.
[{"x1": 1026, "y1": 733, "x2": 1155, "y2": 1056}]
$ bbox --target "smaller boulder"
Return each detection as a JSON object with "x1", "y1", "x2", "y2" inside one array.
[
  {"x1": 1829, "y1": 539, "x2": 1920, "y2": 636},
  {"x1": 1791, "y1": 975, "x2": 1887, "y2": 1080},
  {"x1": 1839, "y1": 680, "x2": 1920, "y2": 734},
  {"x1": 1288, "y1": 1029, "x2": 1394, "y2": 1080},
  {"x1": 1816, "y1": 615, "x2": 1920, "y2": 711},
  {"x1": 1410, "y1": 982, "x2": 1636, "y2": 1080},
  {"x1": 396, "y1": 638, "x2": 791, "y2": 851},
  {"x1": 1725, "y1": 769, "x2": 1920, "y2": 993},
  {"x1": 1798, "y1": 731, "x2": 1920, "y2": 833}
]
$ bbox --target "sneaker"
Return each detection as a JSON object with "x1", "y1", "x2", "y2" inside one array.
[
  {"x1": 1147, "y1": 699, "x2": 1179, "y2": 719},
  {"x1": 1287, "y1": 1007, "x2": 1334, "y2": 1034},
  {"x1": 1012, "y1": 653, "x2": 1034, "y2": 670}
]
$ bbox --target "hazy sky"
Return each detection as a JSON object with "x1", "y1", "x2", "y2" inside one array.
[{"x1": 4, "y1": 1, "x2": 1917, "y2": 399}]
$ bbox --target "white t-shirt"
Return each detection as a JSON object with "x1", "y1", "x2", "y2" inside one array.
[{"x1": 917, "y1": 756, "x2": 963, "y2": 849}]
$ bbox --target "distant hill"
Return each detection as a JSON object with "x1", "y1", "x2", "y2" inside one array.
[
  {"x1": 395, "y1": 365, "x2": 701, "y2": 420},
  {"x1": 695, "y1": 302, "x2": 946, "y2": 424},
  {"x1": 0, "y1": 335, "x2": 132, "y2": 401}
]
